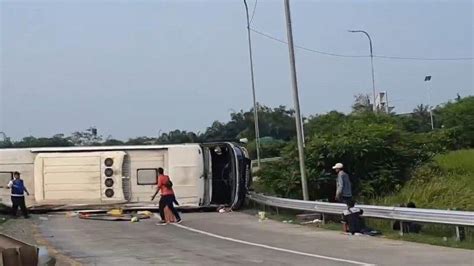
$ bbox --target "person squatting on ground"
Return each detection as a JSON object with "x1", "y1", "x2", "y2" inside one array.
[{"x1": 342, "y1": 200, "x2": 364, "y2": 235}]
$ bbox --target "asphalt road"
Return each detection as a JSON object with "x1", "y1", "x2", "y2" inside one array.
[{"x1": 37, "y1": 212, "x2": 474, "y2": 266}]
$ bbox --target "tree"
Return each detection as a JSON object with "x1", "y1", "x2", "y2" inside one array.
[
  {"x1": 102, "y1": 137, "x2": 125, "y2": 146},
  {"x1": 305, "y1": 111, "x2": 346, "y2": 137},
  {"x1": 0, "y1": 137, "x2": 13, "y2": 148},
  {"x1": 126, "y1": 136, "x2": 156, "y2": 145},
  {"x1": 436, "y1": 96, "x2": 474, "y2": 147},
  {"x1": 5, "y1": 134, "x2": 73, "y2": 148},
  {"x1": 352, "y1": 94, "x2": 372, "y2": 113},
  {"x1": 403, "y1": 104, "x2": 433, "y2": 133},
  {"x1": 70, "y1": 127, "x2": 103, "y2": 146}
]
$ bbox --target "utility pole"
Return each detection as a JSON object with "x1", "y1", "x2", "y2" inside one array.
[
  {"x1": 348, "y1": 30, "x2": 376, "y2": 111},
  {"x1": 284, "y1": 0, "x2": 309, "y2": 201},
  {"x1": 243, "y1": 0, "x2": 261, "y2": 168},
  {"x1": 425, "y1": 75, "x2": 434, "y2": 130}
]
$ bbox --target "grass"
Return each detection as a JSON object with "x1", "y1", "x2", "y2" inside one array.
[
  {"x1": 369, "y1": 149, "x2": 474, "y2": 249},
  {"x1": 374, "y1": 149, "x2": 474, "y2": 211}
]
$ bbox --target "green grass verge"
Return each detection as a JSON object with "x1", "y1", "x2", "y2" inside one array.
[{"x1": 374, "y1": 149, "x2": 474, "y2": 211}]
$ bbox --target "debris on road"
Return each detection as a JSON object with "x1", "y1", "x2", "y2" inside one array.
[
  {"x1": 296, "y1": 213, "x2": 322, "y2": 223},
  {"x1": 107, "y1": 208, "x2": 123, "y2": 217},
  {"x1": 300, "y1": 219, "x2": 323, "y2": 226},
  {"x1": 79, "y1": 209, "x2": 152, "y2": 222},
  {"x1": 257, "y1": 211, "x2": 267, "y2": 222},
  {"x1": 39, "y1": 217, "x2": 49, "y2": 221},
  {"x1": 137, "y1": 211, "x2": 153, "y2": 218},
  {"x1": 217, "y1": 205, "x2": 232, "y2": 213}
]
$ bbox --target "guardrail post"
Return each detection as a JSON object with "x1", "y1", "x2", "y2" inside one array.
[
  {"x1": 455, "y1": 226, "x2": 465, "y2": 242},
  {"x1": 399, "y1": 221, "x2": 404, "y2": 236}
]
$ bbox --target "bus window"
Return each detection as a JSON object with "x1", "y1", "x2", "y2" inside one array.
[
  {"x1": 0, "y1": 172, "x2": 13, "y2": 187},
  {"x1": 137, "y1": 169, "x2": 158, "y2": 185}
]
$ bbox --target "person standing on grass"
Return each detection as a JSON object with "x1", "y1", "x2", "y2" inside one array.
[
  {"x1": 151, "y1": 167, "x2": 182, "y2": 225},
  {"x1": 7, "y1": 172, "x2": 30, "y2": 218},
  {"x1": 333, "y1": 163, "x2": 352, "y2": 204}
]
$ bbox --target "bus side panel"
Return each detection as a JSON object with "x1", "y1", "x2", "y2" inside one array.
[
  {"x1": 127, "y1": 150, "x2": 167, "y2": 202},
  {"x1": 168, "y1": 146, "x2": 204, "y2": 207},
  {"x1": 34, "y1": 152, "x2": 126, "y2": 204}
]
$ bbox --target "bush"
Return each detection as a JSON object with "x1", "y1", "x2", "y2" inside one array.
[
  {"x1": 437, "y1": 96, "x2": 474, "y2": 148},
  {"x1": 257, "y1": 112, "x2": 455, "y2": 200}
]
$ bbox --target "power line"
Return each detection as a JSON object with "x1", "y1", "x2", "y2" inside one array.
[
  {"x1": 250, "y1": 28, "x2": 366, "y2": 58},
  {"x1": 250, "y1": 0, "x2": 258, "y2": 25},
  {"x1": 250, "y1": 27, "x2": 474, "y2": 61},
  {"x1": 373, "y1": 55, "x2": 474, "y2": 61}
]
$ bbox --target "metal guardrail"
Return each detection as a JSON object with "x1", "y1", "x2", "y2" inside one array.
[
  {"x1": 248, "y1": 192, "x2": 474, "y2": 227},
  {"x1": 251, "y1": 157, "x2": 282, "y2": 173},
  {"x1": 251, "y1": 157, "x2": 282, "y2": 166}
]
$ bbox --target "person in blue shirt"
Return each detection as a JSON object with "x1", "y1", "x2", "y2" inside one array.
[{"x1": 7, "y1": 172, "x2": 30, "y2": 218}]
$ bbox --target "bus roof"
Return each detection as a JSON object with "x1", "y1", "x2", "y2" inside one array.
[{"x1": 30, "y1": 143, "x2": 201, "y2": 153}]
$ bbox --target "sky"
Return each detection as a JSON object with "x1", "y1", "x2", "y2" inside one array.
[{"x1": 1, "y1": 0, "x2": 473, "y2": 140}]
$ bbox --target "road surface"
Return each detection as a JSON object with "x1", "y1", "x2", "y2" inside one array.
[{"x1": 37, "y1": 212, "x2": 474, "y2": 265}]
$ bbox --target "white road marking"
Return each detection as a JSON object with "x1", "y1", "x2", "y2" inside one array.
[{"x1": 173, "y1": 223, "x2": 375, "y2": 266}]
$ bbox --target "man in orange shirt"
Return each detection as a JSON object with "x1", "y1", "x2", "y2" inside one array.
[{"x1": 151, "y1": 167, "x2": 182, "y2": 224}]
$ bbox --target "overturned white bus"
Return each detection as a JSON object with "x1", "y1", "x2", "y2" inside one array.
[{"x1": 0, "y1": 142, "x2": 251, "y2": 210}]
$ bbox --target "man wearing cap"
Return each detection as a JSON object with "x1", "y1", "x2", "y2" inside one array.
[{"x1": 333, "y1": 163, "x2": 352, "y2": 204}]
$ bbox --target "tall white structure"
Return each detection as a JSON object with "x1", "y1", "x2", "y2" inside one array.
[{"x1": 375, "y1": 91, "x2": 393, "y2": 113}]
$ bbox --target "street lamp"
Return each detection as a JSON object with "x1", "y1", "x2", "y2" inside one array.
[
  {"x1": 243, "y1": 0, "x2": 262, "y2": 168},
  {"x1": 348, "y1": 30, "x2": 377, "y2": 111},
  {"x1": 424, "y1": 75, "x2": 434, "y2": 130}
]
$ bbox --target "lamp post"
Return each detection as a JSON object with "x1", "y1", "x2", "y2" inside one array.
[
  {"x1": 284, "y1": 0, "x2": 309, "y2": 201},
  {"x1": 243, "y1": 0, "x2": 261, "y2": 168},
  {"x1": 349, "y1": 30, "x2": 376, "y2": 111},
  {"x1": 424, "y1": 75, "x2": 434, "y2": 130}
]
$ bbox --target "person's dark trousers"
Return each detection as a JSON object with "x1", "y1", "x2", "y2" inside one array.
[
  {"x1": 341, "y1": 196, "x2": 352, "y2": 206},
  {"x1": 11, "y1": 196, "x2": 28, "y2": 218},
  {"x1": 159, "y1": 195, "x2": 181, "y2": 221}
]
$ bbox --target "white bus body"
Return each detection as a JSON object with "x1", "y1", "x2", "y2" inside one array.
[{"x1": 0, "y1": 142, "x2": 250, "y2": 210}]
